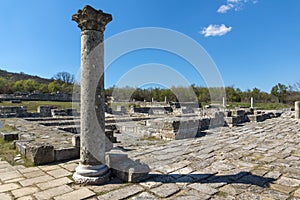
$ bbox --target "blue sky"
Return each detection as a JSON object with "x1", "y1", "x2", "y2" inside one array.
[{"x1": 0, "y1": 0, "x2": 300, "y2": 92}]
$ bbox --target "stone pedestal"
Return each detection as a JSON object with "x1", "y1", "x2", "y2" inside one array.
[
  {"x1": 72, "y1": 5, "x2": 112, "y2": 185},
  {"x1": 295, "y1": 101, "x2": 300, "y2": 119}
]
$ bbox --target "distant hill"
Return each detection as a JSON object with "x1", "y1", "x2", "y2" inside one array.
[{"x1": 0, "y1": 69, "x2": 52, "y2": 84}]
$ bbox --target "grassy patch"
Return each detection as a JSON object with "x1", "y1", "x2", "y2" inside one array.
[
  {"x1": 0, "y1": 138, "x2": 16, "y2": 161},
  {"x1": 0, "y1": 123, "x2": 18, "y2": 132},
  {"x1": 0, "y1": 101, "x2": 75, "y2": 112},
  {"x1": 141, "y1": 136, "x2": 160, "y2": 141},
  {"x1": 0, "y1": 121, "x2": 34, "y2": 167},
  {"x1": 217, "y1": 191, "x2": 228, "y2": 197},
  {"x1": 0, "y1": 138, "x2": 34, "y2": 167},
  {"x1": 227, "y1": 102, "x2": 290, "y2": 110}
]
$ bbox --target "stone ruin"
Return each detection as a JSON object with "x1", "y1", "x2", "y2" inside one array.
[
  {"x1": 0, "y1": 95, "x2": 284, "y2": 166},
  {"x1": 0, "y1": 105, "x2": 79, "y2": 118},
  {"x1": 0, "y1": 5, "x2": 293, "y2": 186}
]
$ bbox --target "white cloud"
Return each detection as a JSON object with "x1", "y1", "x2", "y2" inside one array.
[
  {"x1": 201, "y1": 24, "x2": 232, "y2": 37},
  {"x1": 217, "y1": 4, "x2": 234, "y2": 13},
  {"x1": 228, "y1": 0, "x2": 240, "y2": 3},
  {"x1": 217, "y1": 0, "x2": 258, "y2": 13}
]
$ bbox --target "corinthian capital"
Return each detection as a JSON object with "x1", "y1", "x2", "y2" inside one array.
[{"x1": 72, "y1": 5, "x2": 112, "y2": 32}]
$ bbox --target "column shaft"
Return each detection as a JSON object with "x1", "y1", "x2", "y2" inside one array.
[{"x1": 80, "y1": 30, "x2": 105, "y2": 165}]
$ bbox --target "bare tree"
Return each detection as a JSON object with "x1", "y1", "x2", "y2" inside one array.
[
  {"x1": 52, "y1": 72, "x2": 75, "y2": 84},
  {"x1": 292, "y1": 82, "x2": 300, "y2": 92}
]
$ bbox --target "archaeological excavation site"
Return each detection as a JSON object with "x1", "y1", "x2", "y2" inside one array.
[{"x1": 1, "y1": 3, "x2": 300, "y2": 200}]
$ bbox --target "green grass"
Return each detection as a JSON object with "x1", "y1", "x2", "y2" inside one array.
[
  {"x1": 0, "y1": 122, "x2": 18, "y2": 132},
  {"x1": 226, "y1": 102, "x2": 290, "y2": 110},
  {"x1": 0, "y1": 121, "x2": 34, "y2": 167},
  {"x1": 0, "y1": 138, "x2": 34, "y2": 167},
  {"x1": 217, "y1": 191, "x2": 228, "y2": 197},
  {"x1": 0, "y1": 138, "x2": 17, "y2": 162},
  {"x1": 141, "y1": 136, "x2": 161, "y2": 141},
  {"x1": 0, "y1": 101, "x2": 75, "y2": 112}
]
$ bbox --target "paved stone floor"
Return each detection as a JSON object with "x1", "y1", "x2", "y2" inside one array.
[{"x1": 1, "y1": 112, "x2": 300, "y2": 199}]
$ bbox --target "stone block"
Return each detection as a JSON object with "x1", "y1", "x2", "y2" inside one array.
[
  {"x1": 225, "y1": 111, "x2": 232, "y2": 117},
  {"x1": 11, "y1": 100, "x2": 22, "y2": 103},
  {"x1": 14, "y1": 140, "x2": 32, "y2": 156},
  {"x1": 254, "y1": 110, "x2": 262, "y2": 115},
  {"x1": 37, "y1": 106, "x2": 54, "y2": 117},
  {"x1": 232, "y1": 109, "x2": 245, "y2": 117},
  {"x1": 225, "y1": 116, "x2": 239, "y2": 127},
  {"x1": 26, "y1": 143, "x2": 54, "y2": 165},
  {"x1": 71, "y1": 135, "x2": 80, "y2": 147},
  {"x1": 0, "y1": 132, "x2": 19, "y2": 141},
  {"x1": 54, "y1": 147, "x2": 79, "y2": 162},
  {"x1": 106, "y1": 150, "x2": 150, "y2": 183},
  {"x1": 199, "y1": 118, "x2": 210, "y2": 130},
  {"x1": 54, "y1": 188, "x2": 95, "y2": 200},
  {"x1": 248, "y1": 114, "x2": 264, "y2": 122}
]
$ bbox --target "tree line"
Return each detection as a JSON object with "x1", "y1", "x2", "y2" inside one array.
[
  {"x1": 0, "y1": 72, "x2": 75, "y2": 94},
  {"x1": 105, "y1": 83, "x2": 300, "y2": 105},
  {"x1": 1, "y1": 70, "x2": 299, "y2": 105}
]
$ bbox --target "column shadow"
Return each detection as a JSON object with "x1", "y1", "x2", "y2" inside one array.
[{"x1": 139, "y1": 171, "x2": 276, "y2": 188}]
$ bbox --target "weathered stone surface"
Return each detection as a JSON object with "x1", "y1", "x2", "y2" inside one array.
[
  {"x1": 0, "y1": 132, "x2": 19, "y2": 141},
  {"x1": 11, "y1": 186, "x2": 39, "y2": 198},
  {"x1": 0, "y1": 110, "x2": 300, "y2": 199},
  {"x1": 188, "y1": 183, "x2": 218, "y2": 195},
  {"x1": 23, "y1": 170, "x2": 46, "y2": 178},
  {"x1": 37, "y1": 177, "x2": 73, "y2": 190},
  {"x1": 106, "y1": 151, "x2": 150, "y2": 182},
  {"x1": 54, "y1": 188, "x2": 95, "y2": 200},
  {"x1": 34, "y1": 185, "x2": 73, "y2": 200},
  {"x1": 149, "y1": 183, "x2": 180, "y2": 198},
  {"x1": 37, "y1": 106, "x2": 53, "y2": 117},
  {"x1": 54, "y1": 147, "x2": 79, "y2": 161},
  {"x1": 25, "y1": 143, "x2": 54, "y2": 165},
  {"x1": 0, "y1": 183, "x2": 21, "y2": 193},
  {"x1": 270, "y1": 183, "x2": 295, "y2": 194},
  {"x1": 276, "y1": 176, "x2": 300, "y2": 187},
  {"x1": 294, "y1": 188, "x2": 300, "y2": 198},
  {"x1": 0, "y1": 193, "x2": 13, "y2": 200},
  {"x1": 0, "y1": 171, "x2": 23, "y2": 181},
  {"x1": 97, "y1": 185, "x2": 144, "y2": 200},
  {"x1": 71, "y1": 5, "x2": 112, "y2": 185},
  {"x1": 46, "y1": 168, "x2": 72, "y2": 178},
  {"x1": 131, "y1": 191, "x2": 157, "y2": 200},
  {"x1": 72, "y1": 5, "x2": 112, "y2": 32},
  {"x1": 295, "y1": 101, "x2": 300, "y2": 119},
  {"x1": 19, "y1": 175, "x2": 54, "y2": 187},
  {"x1": 71, "y1": 135, "x2": 80, "y2": 147}
]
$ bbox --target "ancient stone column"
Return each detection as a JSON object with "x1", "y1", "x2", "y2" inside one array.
[
  {"x1": 295, "y1": 101, "x2": 300, "y2": 119},
  {"x1": 222, "y1": 97, "x2": 226, "y2": 108},
  {"x1": 72, "y1": 5, "x2": 112, "y2": 185},
  {"x1": 250, "y1": 97, "x2": 254, "y2": 109}
]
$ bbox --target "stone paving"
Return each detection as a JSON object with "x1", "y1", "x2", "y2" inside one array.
[{"x1": 1, "y1": 112, "x2": 300, "y2": 199}]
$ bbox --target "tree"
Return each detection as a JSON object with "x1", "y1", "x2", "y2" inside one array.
[
  {"x1": 23, "y1": 79, "x2": 38, "y2": 93},
  {"x1": 48, "y1": 81, "x2": 62, "y2": 93},
  {"x1": 14, "y1": 80, "x2": 25, "y2": 92},
  {"x1": 271, "y1": 83, "x2": 288, "y2": 103},
  {"x1": 52, "y1": 72, "x2": 75, "y2": 84},
  {"x1": 226, "y1": 86, "x2": 241, "y2": 102},
  {"x1": 38, "y1": 83, "x2": 49, "y2": 93}
]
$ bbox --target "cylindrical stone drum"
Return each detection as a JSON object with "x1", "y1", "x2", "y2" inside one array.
[{"x1": 295, "y1": 101, "x2": 300, "y2": 119}]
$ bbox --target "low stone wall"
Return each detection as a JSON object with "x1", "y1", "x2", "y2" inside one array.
[
  {"x1": 0, "y1": 93, "x2": 76, "y2": 102},
  {"x1": 0, "y1": 106, "x2": 28, "y2": 118},
  {"x1": 146, "y1": 117, "x2": 204, "y2": 140},
  {"x1": 146, "y1": 109, "x2": 283, "y2": 140},
  {"x1": 130, "y1": 106, "x2": 173, "y2": 115}
]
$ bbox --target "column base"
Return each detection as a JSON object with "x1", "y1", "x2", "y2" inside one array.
[{"x1": 73, "y1": 164, "x2": 110, "y2": 185}]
